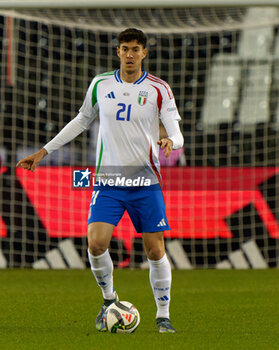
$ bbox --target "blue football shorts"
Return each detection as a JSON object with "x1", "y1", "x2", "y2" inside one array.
[{"x1": 87, "y1": 184, "x2": 170, "y2": 233}]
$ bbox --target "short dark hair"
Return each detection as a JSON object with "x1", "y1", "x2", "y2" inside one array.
[{"x1": 117, "y1": 28, "x2": 147, "y2": 48}]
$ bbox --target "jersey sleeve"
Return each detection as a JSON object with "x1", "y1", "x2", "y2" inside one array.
[
  {"x1": 159, "y1": 83, "x2": 181, "y2": 125},
  {"x1": 79, "y1": 76, "x2": 100, "y2": 119}
]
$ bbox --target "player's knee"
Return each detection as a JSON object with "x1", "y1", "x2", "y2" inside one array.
[
  {"x1": 146, "y1": 246, "x2": 165, "y2": 261},
  {"x1": 87, "y1": 234, "x2": 107, "y2": 256},
  {"x1": 88, "y1": 240, "x2": 107, "y2": 256},
  {"x1": 87, "y1": 223, "x2": 112, "y2": 256}
]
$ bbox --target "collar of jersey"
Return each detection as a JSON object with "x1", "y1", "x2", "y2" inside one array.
[{"x1": 114, "y1": 70, "x2": 148, "y2": 85}]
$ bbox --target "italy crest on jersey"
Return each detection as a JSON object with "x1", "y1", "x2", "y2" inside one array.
[{"x1": 138, "y1": 91, "x2": 148, "y2": 105}]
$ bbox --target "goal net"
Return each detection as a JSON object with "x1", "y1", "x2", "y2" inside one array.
[{"x1": 1, "y1": 5, "x2": 279, "y2": 269}]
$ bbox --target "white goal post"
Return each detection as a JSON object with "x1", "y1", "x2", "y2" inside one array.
[
  {"x1": 1, "y1": 0, "x2": 279, "y2": 8},
  {"x1": 0, "y1": 2, "x2": 279, "y2": 269}
]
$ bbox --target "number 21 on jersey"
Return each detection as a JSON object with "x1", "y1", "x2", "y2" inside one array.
[{"x1": 116, "y1": 103, "x2": 132, "y2": 121}]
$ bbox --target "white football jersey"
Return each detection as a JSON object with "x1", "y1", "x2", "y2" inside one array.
[{"x1": 79, "y1": 70, "x2": 181, "y2": 185}]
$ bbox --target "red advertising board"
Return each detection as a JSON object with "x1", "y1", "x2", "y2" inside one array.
[{"x1": 6, "y1": 167, "x2": 278, "y2": 257}]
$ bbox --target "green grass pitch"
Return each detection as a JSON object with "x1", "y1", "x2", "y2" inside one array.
[{"x1": 0, "y1": 269, "x2": 279, "y2": 350}]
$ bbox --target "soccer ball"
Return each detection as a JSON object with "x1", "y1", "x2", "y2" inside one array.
[{"x1": 104, "y1": 301, "x2": 140, "y2": 333}]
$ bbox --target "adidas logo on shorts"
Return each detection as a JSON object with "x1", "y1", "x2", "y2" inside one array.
[{"x1": 157, "y1": 218, "x2": 167, "y2": 227}]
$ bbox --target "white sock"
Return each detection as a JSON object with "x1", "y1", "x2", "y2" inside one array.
[
  {"x1": 148, "y1": 253, "x2": 172, "y2": 319},
  {"x1": 87, "y1": 249, "x2": 115, "y2": 300}
]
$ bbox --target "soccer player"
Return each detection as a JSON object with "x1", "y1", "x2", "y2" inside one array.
[{"x1": 16, "y1": 28, "x2": 184, "y2": 333}]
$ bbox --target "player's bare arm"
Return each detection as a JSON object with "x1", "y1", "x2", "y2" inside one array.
[{"x1": 16, "y1": 148, "x2": 48, "y2": 172}]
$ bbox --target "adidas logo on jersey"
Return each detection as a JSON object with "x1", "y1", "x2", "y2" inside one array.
[
  {"x1": 157, "y1": 218, "x2": 167, "y2": 227},
  {"x1": 105, "y1": 91, "x2": 115, "y2": 99}
]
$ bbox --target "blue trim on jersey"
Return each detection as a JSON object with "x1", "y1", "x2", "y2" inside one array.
[
  {"x1": 114, "y1": 70, "x2": 147, "y2": 85},
  {"x1": 134, "y1": 71, "x2": 148, "y2": 85},
  {"x1": 114, "y1": 70, "x2": 122, "y2": 83}
]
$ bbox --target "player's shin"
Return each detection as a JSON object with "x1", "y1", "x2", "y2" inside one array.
[
  {"x1": 148, "y1": 253, "x2": 172, "y2": 319},
  {"x1": 87, "y1": 249, "x2": 116, "y2": 300}
]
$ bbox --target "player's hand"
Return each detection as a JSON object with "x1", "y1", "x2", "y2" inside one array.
[
  {"x1": 16, "y1": 148, "x2": 48, "y2": 172},
  {"x1": 157, "y1": 138, "x2": 173, "y2": 158}
]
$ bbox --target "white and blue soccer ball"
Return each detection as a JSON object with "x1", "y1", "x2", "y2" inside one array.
[{"x1": 104, "y1": 301, "x2": 140, "y2": 333}]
